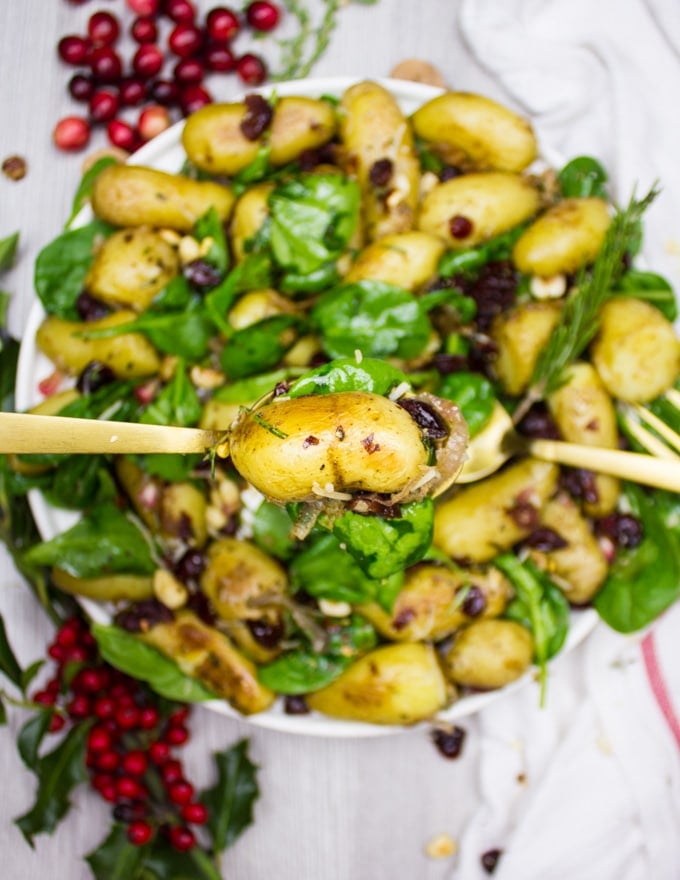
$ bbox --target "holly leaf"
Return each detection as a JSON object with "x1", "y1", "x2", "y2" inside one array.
[
  {"x1": 0, "y1": 612, "x2": 23, "y2": 690},
  {"x1": 142, "y1": 839, "x2": 222, "y2": 880},
  {"x1": 21, "y1": 659, "x2": 45, "y2": 694},
  {"x1": 0, "y1": 696, "x2": 6, "y2": 726},
  {"x1": 201, "y1": 739, "x2": 259, "y2": 853},
  {"x1": 86, "y1": 824, "x2": 147, "y2": 880},
  {"x1": 14, "y1": 721, "x2": 91, "y2": 846},
  {"x1": 17, "y1": 710, "x2": 53, "y2": 771}
]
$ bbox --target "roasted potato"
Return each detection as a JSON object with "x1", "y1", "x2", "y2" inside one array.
[
  {"x1": 591, "y1": 296, "x2": 680, "y2": 402},
  {"x1": 442, "y1": 619, "x2": 534, "y2": 689},
  {"x1": 182, "y1": 96, "x2": 337, "y2": 175},
  {"x1": 434, "y1": 458, "x2": 559, "y2": 563},
  {"x1": 513, "y1": 197, "x2": 611, "y2": 276},
  {"x1": 418, "y1": 171, "x2": 540, "y2": 249},
  {"x1": 36, "y1": 310, "x2": 161, "y2": 378},
  {"x1": 230, "y1": 182, "x2": 274, "y2": 262},
  {"x1": 91, "y1": 164, "x2": 235, "y2": 231},
  {"x1": 306, "y1": 643, "x2": 450, "y2": 724},
  {"x1": 85, "y1": 226, "x2": 179, "y2": 311},
  {"x1": 344, "y1": 231, "x2": 445, "y2": 289},
  {"x1": 159, "y1": 482, "x2": 208, "y2": 548},
  {"x1": 491, "y1": 301, "x2": 562, "y2": 395},
  {"x1": 51, "y1": 568, "x2": 154, "y2": 602},
  {"x1": 228, "y1": 289, "x2": 298, "y2": 330},
  {"x1": 411, "y1": 91, "x2": 538, "y2": 172}
]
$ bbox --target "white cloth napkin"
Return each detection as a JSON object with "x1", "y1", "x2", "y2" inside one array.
[{"x1": 451, "y1": 1, "x2": 680, "y2": 877}]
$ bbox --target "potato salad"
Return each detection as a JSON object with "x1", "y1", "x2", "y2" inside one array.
[{"x1": 14, "y1": 79, "x2": 680, "y2": 727}]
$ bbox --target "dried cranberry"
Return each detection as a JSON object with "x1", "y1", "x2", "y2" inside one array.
[
  {"x1": 515, "y1": 402, "x2": 561, "y2": 440},
  {"x1": 76, "y1": 361, "x2": 117, "y2": 394},
  {"x1": 506, "y1": 497, "x2": 539, "y2": 529},
  {"x1": 523, "y1": 526, "x2": 568, "y2": 552},
  {"x1": 461, "y1": 260, "x2": 518, "y2": 332},
  {"x1": 247, "y1": 617, "x2": 284, "y2": 649},
  {"x1": 284, "y1": 695, "x2": 310, "y2": 715},
  {"x1": 596, "y1": 513, "x2": 643, "y2": 549},
  {"x1": 481, "y1": 849, "x2": 503, "y2": 874},
  {"x1": 397, "y1": 398, "x2": 448, "y2": 440},
  {"x1": 240, "y1": 93, "x2": 273, "y2": 141},
  {"x1": 461, "y1": 585, "x2": 486, "y2": 617},
  {"x1": 183, "y1": 258, "x2": 222, "y2": 288},
  {"x1": 449, "y1": 214, "x2": 473, "y2": 239},
  {"x1": 186, "y1": 592, "x2": 217, "y2": 625},
  {"x1": 369, "y1": 157, "x2": 393, "y2": 188},
  {"x1": 76, "y1": 291, "x2": 110, "y2": 321},
  {"x1": 173, "y1": 548, "x2": 206, "y2": 583},
  {"x1": 561, "y1": 468, "x2": 599, "y2": 505},
  {"x1": 439, "y1": 165, "x2": 462, "y2": 181},
  {"x1": 430, "y1": 725, "x2": 466, "y2": 759}
]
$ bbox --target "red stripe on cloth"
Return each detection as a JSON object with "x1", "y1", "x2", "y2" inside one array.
[{"x1": 642, "y1": 631, "x2": 680, "y2": 749}]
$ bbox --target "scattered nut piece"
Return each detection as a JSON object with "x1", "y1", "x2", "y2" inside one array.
[
  {"x1": 390, "y1": 59, "x2": 447, "y2": 88},
  {"x1": 206, "y1": 504, "x2": 228, "y2": 534},
  {"x1": 178, "y1": 235, "x2": 201, "y2": 265},
  {"x1": 529, "y1": 274, "x2": 567, "y2": 300},
  {"x1": 319, "y1": 599, "x2": 352, "y2": 618},
  {"x1": 153, "y1": 568, "x2": 188, "y2": 610},
  {"x1": 217, "y1": 477, "x2": 241, "y2": 512},
  {"x1": 2, "y1": 155, "x2": 27, "y2": 181},
  {"x1": 190, "y1": 365, "x2": 225, "y2": 390},
  {"x1": 159, "y1": 228, "x2": 182, "y2": 247},
  {"x1": 424, "y1": 832, "x2": 457, "y2": 860}
]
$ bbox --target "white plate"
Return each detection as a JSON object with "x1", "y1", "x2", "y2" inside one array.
[{"x1": 16, "y1": 77, "x2": 599, "y2": 737}]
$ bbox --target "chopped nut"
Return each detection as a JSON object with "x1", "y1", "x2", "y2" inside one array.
[
  {"x1": 529, "y1": 274, "x2": 567, "y2": 300},
  {"x1": 153, "y1": 568, "x2": 188, "y2": 610},
  {"x1": 190, "y1": 365, "x2": 225, "y2": 390},
  {"x1": 159, "y1": 228, "x2": 182, "y2": 247},
  {"x1": 390, "y1": 58, "x2": 447, "y2": 88},
  {"x1": 206, "y1": 504, "x2": 228, "y2": 534},
  {"x1": 419, "y1": 170, "x2": 440, "y2": 199},
  {"x1": 178, "y1": 235, "x2": 201, "y2": 265},
  {"x1": 2, "y1": 155, "x2": 27, "y2": 181},
  {"x1": 217, "y1": 478, "x2": 241, "y2": 512},
  {"x1": 319, "y1": 599, "x2": 352, "y2": 617},
  {"x1": 424, "y1": 833, "x2": 457, "y2": 860}
]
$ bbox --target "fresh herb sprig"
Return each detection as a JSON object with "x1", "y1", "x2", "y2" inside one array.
[{"x1": 518, "y1": 185, "x2": 660, "y2": 419}]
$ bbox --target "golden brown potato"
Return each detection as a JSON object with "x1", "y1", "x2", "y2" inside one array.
[
  {"x1": 200, "y1": 537, "x2": 287, "y2": 621},
  {"x1": 218, "y1": 619, "x2": 281, "y2": 665},
  {"x1": 547, "y1": 361, "x2": 619, "y2": 516},
  {"x1": 199, "y1": 398, "x2": 243, "y2": 431},
  {"x1": 339, "y1": 80, "x2": 420, "y2": 240},
  {"x1": 230, "y1": 183, "x2": 274, "y2": 262},
  {"x1": 417, "y1": 172, "x2": 540, "y2": 249},
  {"x1": 411, "y1": 92, "x2": 538, "y2": 172},
  {"x1": 434, "y1": 458, "x2": 559, "y2": 563},
  {"x1": 228, "y1": 289, "x2": 297, "y2": 330},
  {"x1": 344, "y1": 231, "x2": 445, "y2": 290},
  {"x1": 358, "y1": 563, "x2": 511, "y2": 642},
  {"x1": 159, "y1": 482, "x2": 208, "y2": 548},
  {"x1": 51, "y1": 568, "x2": 154, "y2": 602},
  {"x1": 91, "y1": 164, "x2": 235, "y2": 232},
  {"x1": 36, "y1": 311, "x2": 161, "y2": 379},
  {"x1": 442, "y1": 619, "x2": 533, "y2": 689},
  {"x1": 512, "y1": 197, "x2": 611, "y2": 277},
  {"x1": 228, "y1": 391, "x2": 429, "y2": 503},
  {"x1": 491, "y1": 301, "x2": 562, "y2": 395},
  {"x1": 591, "y1": 296, "x2": 680, "y2": 402},
  {"x1": 182, "y1": 97, "x2": 337, "y2": 175},
  {"x1": 85, "y1": 227, "x2": 179, "y2": 311},
  {"x1": 306, "y1": 643, "x2": 450, "y2": 724},
  {"x1": 531, "y1": 494, "x2": 608, "y2": 604},
  {"x1": 140, "y1": 610, "x2": 275, "y2": 714}
]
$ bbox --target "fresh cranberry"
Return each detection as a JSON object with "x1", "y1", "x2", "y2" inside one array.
[
  {"x1": 236, "y1": 52, "x2": 267, "y2": 85},
  {"x1": 181, "y1": 802, "x2": 208, "y2": 825},
  {"x1": 205, "y1": 6, "x2": 240, "y2": 41},
  {"x1": 130, "y1": 15, "x2": 158, "y2": 43},
  {"x1": 53, "y1": 116, "x2": 91, "y2": 151},
  {"x1": 107, "y1": 119, "x2": 139, "y2": 151},
  {"x1": 114, "y1": 801, "x2": 149, "y2": 823},
  {"x1": 150, "y1": 78, "x2": 180, "y2": 106},
  {"x1": 55, "y1": 618, "x2": 83, "y2": 647},
  {"x1": 168, "y1": 779, "x2": 194, "y2": 805},
  {"x1": 245, "y1": 1, "x2": 281, "y2": 31},
  {"x1": 91, "y1": 772, "x2": 115, "y2": 794},
  {"x1": 58, "y1": 35, "x2": 91, "y2": 66},
  {"x1": 128, "y1": 821, "x2": 154, "y2": 846},
  {"x1": 119, "y1": 76, "x2": 148, "y2": 106},
  {"x1": 89, "y1": 46, "x2": 123, "y2": 83},
  {"x1": 68, "y1": 73, "x2": 95, "y2": 102},
  {"x1": 138, "y1": 104, "x2": 171, "y2": 141},
  {"x1": 165, "y1": 0, "x2": 196, "y2": 23},
  {"x1": 168, "y1": 707, "x2": 190, "y2": 725},
  {"x1": 89, "y1": 88, "x2": 120, "y2": 123},
  {"x1": 48, "y1": 643, "x2": 66, "y2": 663},
  {"x1": 122, "y1": 750, "x2": 148, "y2": 776},
  {"x1": 88, "y1": 11, "x2": 120, "y2": 46},
  {"x1": 126, "y1": 0, "x2": 160, "y2": 13},
  {"x1": 164, "y1": 724, "x2": 189, "y2": 746},
  {"x1": 169, "y1": 825, "x2": 196, "y2": 852},
  {"x1": 178, "y1": 84, "x2": 212, "y2": 115},
  {"x1": 168, "y1": 23, "x2": 203, "y2": 58},
  {"x1": 173, "y1": 57, "x2": 204, "y2": 84},
  {"x1": 133, "y1": 44, "x2": 164, "y2": 78},
  {"x1": 203, "y1": 42, "x2": 236, "y2": 72}
]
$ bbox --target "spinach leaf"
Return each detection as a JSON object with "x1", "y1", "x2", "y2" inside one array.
[
  {"x1": 438, "y1": 225, "x2": 527, "y2": 278},
  {"x1": 331, "y1": 499, "x2": 434, "y2": 580},
  {"x1": 92, "y1": 623, "x2": 215, "y2": 702},
  {"x1": 141, "y1": 362, "x2": 201, "y2": 428},
  {"x1": 15, "y1": 722, "x2": 92, "y2": 846},
  {"x1": 43, "y1": 454, "x2": 111, "y2": 511},
  {"x1": 66, "y1": 157, "x2": 118, "y2": 228},
  {"x1": 34, "y1": 220, "x2": 114, "y2": 318},
  {"x1": 437, "y1": 371, "x2": 496, "y2": 437},
  {"x1": 220, "y1": 314, "x2": 302, "y2": 379},
  {"x1": 204, "y1": 251, "x2": 274, "y2": 335},
  {"x1": 280, "y1": 261, "x2": 339, "y2": 295},
  {"x1": 0, "y1": 231, "x2": 19, "y2": 271},
  {"x1": 252, "y1": 501, "x2": 299, "y2": 560},
  {"x1": 594, "y1": 485, "x2": 680, "y2": 632},
  {"x1": 269, "y1": 173, "x2": 360, "y2": 275},
  {"x1": 24, "y1": 503, "x2": 156, "y2": 578},
  {"x1": 151, "y1": 274, "x2": 192, "y2": 311},
  {"x1": 200, "y1": 738, "x2": 259, "y2": 853},
  {"x1": 615, "y1": 269, "x2": 677, "y2": 321},
  {"x1": 288, "y1": 356, "x2": 408, "y2": 398},
  {"x1": 194, "y1": 206, "x2": 229, "y2": 274},
  {"x1": 558, "y1": 155, "x2": 608, "y2": 198},
  {"x1": 258, "y1": 615, "x2": 377, "y2": 694},
  {"x1": 290, "y1": 532, "x2": 404, "y2": 611},
  {"x1": 213, "y1": 368, "x2": 291, "y2": 403},
  {"x1": 312, "y1": 280, "x2": 431, "y2": 360}
]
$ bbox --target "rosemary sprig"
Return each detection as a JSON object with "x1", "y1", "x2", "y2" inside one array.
[
  {"x1": 517, "y1": 184, "x2": 660, "y2": 419},
  {"x1": 272, "y1": 0, "x2": 341, "y2": 81}
]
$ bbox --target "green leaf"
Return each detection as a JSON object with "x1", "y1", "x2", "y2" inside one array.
[
  {"x1": 558, "y1": 155, "x2": 608, "y2": 198},
  {"x1": 252, "y1": 501, "x2": 299, "y2": 560},
  {"x1": 141, "y1": 363, "x2": 201, "y2": 428},
  {"x1": 212, "y1": 368, "x2": 291, "y2": 404},
  {"x1": 66, "y1": 157, "x2": 118, "y2": 228},
  {"x1": 85, "y1": 824, "x2": 147, "y2": 880},
  {"x1": 143, "y1": 838, "x2": 222, "y2": 880},
  {"x1": 0, "y1": 232, "x2": 19, "y2": 272},
  {"x1": 615, "y1": 269, "x2": 677, "y2": 321},
  {"x1": 220, "y1": 315, "x2": 301, "y2": 379},
  {"x1": 24, "y1": 503, "x2": 156, "y2": 578},
  {"x1": 17, "y1": 710, "x2": 53, "y2": 771},
  {"x1": 92, "y1": 623, "x2": 215, "y2": 702},
  {"x1": 201, "y1": 739, "x2": 259, "y2": 853},
  {"x1": 204, "y1": 251, "x2": 273, "y2": 336},
  {"x1": 21, "y1": 659, "x2": 45, "y2": 694},
  {"x1": 15, "y1": 721, "x2": 92, "y2": 846},
  {"x1": 0, "y1": 697, "x2": 6, "y2": 725},
  {"x1": 288, "y1": 357, "x2": 408, "y2": 398},
  {"x1": 0, "y1": 612, "x2": 23, "y2": 689},
  {"x1": 437, "y1": 371, "x2": 496, "y2": 437},
  {"x1": 193, "y1": 206, "x2": 229, "y2": 274},
  {"x1": 437, "y1": 225, "x2": 527, "y2": 278},
  {"x1": 34, "y1": 220, "x2": 114, "y2": 318}
]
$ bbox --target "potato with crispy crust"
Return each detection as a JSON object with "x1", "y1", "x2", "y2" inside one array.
[
  {"x1": 491, "y1": 301, "x2": 563, "y2": 396},
  {"x1": 442, "y1": 619, "x2": 533, "y2": 689},
  {"x1": 344, "y1": 231, "x2": 445, "y2": 290}
]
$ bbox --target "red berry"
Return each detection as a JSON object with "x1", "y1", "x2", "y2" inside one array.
[
  {"x1": 89, "y1": 89, "x2": 120, "y2": 123},
  {"x1": 46, "y1": 678, "x2": 61, "y2": 694},
  {"x1": 130, "y1": 15, "x2": 158, "y2": 44},
  {"x1": 148, "y1": 740, "x2": 170, "y2": 764},
  {"x1": 138, "y1": 104, "x2": 171, "y2": 141},
  {"x1": 160, "y1": 759, "x2": 184, "y2": 784},
  {"x1": 87, "y1": 726, "x2": 112, "y2": 752},
  {"x1": 168, "y1": 779, "x2": 194, "y2": 805},
  {"x1": 73, "y1": 668, "x2": 104, "y2": 694},
  {"x1": 94, "y1": 696, "x2": 115, "y2": 719},
  {"x1": 53, "y1": 116, "x2": 91, "y2": 152},
  {"x1": 89, "y1": 46, "x2": 123, "y2": 83},
  {"x1": 122, "y1": 750, "x2": 148, "y2": 776},
  {"x1": 68, "y1": 73, "x2": 95, "y2": 102},
  {"x1": 150, "y1": 79, "x2": 179, "y2": 106},
  {"x1": 49, "y1": 713, "x2": 66, "y2": 734},
  {"x1": 245, "y1": 1, "x2": 280, "y2": 32},
  {"x1": 127, "y1": 820, "x2": 154, "y2": 846},
  {"x1": 168, "y1": 23, "x2": 203, "y2": 58},
  {"x1": 236, "y1": 52, "x2": 267, "y2": 86},
  {"x1": 169, "y1": 825, "x2": 196, "y2": 852},
  {"x1": 164, "y1": 724, "x2": 189, "y2": 746},
  {"x1": 88, "y1": 11, "x2": 120, "y2": 46},
  {"x1": 165, "y1": 0, "x2": 196, "y2": 23},
  {"x1": 169, "y1": 707, "x2": 191, "y2": 725},
  {"x1": 203, "y1": 42, "x2": 236, "y2": 72},
  {"x1": 120, "y1": 76, "x2": 148, "y2": 106},
  {"x1": 116, "y1": 776, "x2": 144, "y2": 800},
  {"x1": 107, "y1": 118, "x2": 139, "y2": 151},
  {"x1": 179, "y1": 84, "x2": 211, "y2": 115},
  {"x1": 66, "y1": 693, "x2": 92, "y2": 717},
  {"x1": 96, "y1": 750, "x2": 120, "y2": 772},
  {"x1": 173, "y1": 57, "x2": 203, "y2": 84},
  {"x1": 139, "y1": 706, "x2": 160, "y2": 730},
  {"x1": 55, "y1": 619, "x2": 82, "y2": 646},
  {"x1": 181, "y1": 802, "x2": 208, "y2": 825},
  {"x1": 100, "y1": 784, "x2": 118, "y2": 803},
  {"x1": 58, "y1": 35, "x2": 91, "y2": 66},
  {"x1": 115, "y1": 704, "x2": 141, "y2": 730},
  {"x1": 205, "y1": 6, "x2": 240, "y2": 41},
  {"x1": 91, "y1": 772, "x2": 115, "y2": 793},
  {"x1": 65, "y1": 645, "x2": 91, "y2": 664},
  {"x1": 48, "y1": 643, "x2": 66, "y2": 663},
  {"x1": 133, "y1": 43, "x2": 164, "y2": 78},
  {"x1": 126, "y1": 0, "x2": 160, "y2": 13},
  {"x1": 33, "y1": 690, "x2": 57, "y2": 707}
]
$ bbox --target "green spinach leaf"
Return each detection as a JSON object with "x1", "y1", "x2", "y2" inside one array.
[
  {"x1": 288, "y1": 356, "x2": 408, "y2": 398},
  {"x1": 438, "y1": 225, "x2": 527, "y2": 278},
  {"x1": 194, "y1": 206, "x2": 229, "y2": 275},
  {"x1": 615, "y1": 269, "x2": 677, "y2": 321},
  {"x1": 220, "y1": 314, "x2": 302, "y2": 379},
  {"x1": 558, "y1": 155, "x2": 608, "y2": 198},
  {"x1": 252, "y1": 501, "x2": 299, "y2": 560},
  {"x1": 437, "y1": 371, "x2": 496, "y2": 437},
  {"x1": 66, "y1": 157, "x2": 118, "y2": 228}
]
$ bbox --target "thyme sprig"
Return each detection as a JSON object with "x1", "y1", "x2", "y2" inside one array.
[
  {"x1": 273, "y1": 0, "x2": 341, "y2": 81},
  {"x1": 516, "y1": 184, "x2": 660, "y2": 421}
]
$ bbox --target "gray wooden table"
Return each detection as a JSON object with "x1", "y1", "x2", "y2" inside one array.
[{"x1": 0, "y1": 3, "x2": 511, "y2": 877}]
